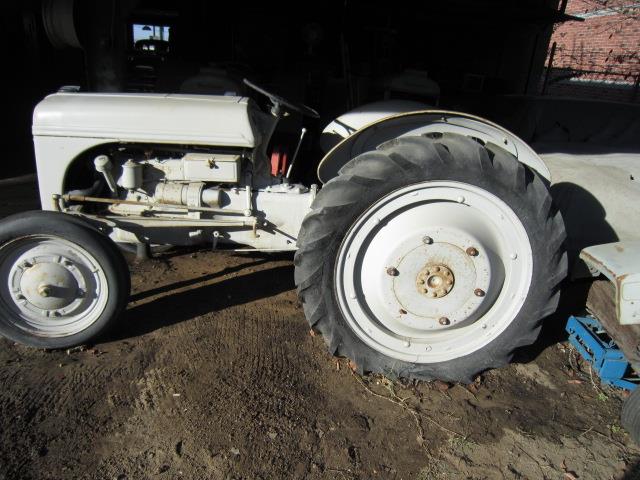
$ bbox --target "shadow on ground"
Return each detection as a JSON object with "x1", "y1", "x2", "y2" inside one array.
[{"x1": 109, "y1": 252, "x2": 295, "y2": 342}]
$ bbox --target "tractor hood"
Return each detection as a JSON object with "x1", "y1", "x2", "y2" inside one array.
[{"x1": 32, "y1": 92, "x2": 258, "y2": 148}]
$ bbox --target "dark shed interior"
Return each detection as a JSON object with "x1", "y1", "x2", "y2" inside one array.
[{"x1": 3, "y1": 0, "x2": 572, "y2": 179}]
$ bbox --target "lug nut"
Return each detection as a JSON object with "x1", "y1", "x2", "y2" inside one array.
[
  {"x1": 474, "y1": 288, "x2": 485, "y2": 297},
  {"x1": 422, "y1": 236, "x2": 433, "y2": 245},
  {"x1": 439, "y1": 317, "x2": 450, "y2": 326},
  {"x1": 466, "y1": 247, "x2": 479, "y2": 257},
  {"x1": 386, "y1": 267, "x2": 399, "y2": 277}
]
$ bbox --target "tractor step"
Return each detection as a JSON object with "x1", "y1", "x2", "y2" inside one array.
[{"x1": 566, "y1": 315, "x2": 638, "y2": 391}]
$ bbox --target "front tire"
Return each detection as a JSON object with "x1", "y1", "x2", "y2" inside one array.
[
  {"x1": 295, "y1": 133, "x2": 567, "y2": 382},
  {"x1": 0, "y1": 211, "x2": 129, "y2": 349}
]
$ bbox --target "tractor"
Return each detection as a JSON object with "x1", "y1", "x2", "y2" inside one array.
[{"x1": 0, "y1": 79, "x2": 566, "y2": 385}]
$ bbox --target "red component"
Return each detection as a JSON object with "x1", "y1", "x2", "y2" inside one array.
[
  {"x1": 270, "y1": 150, "x2": 280, "y2": 176},
  {"x1": 270, "y1": 148, "x2": 288, "y2": 177}
]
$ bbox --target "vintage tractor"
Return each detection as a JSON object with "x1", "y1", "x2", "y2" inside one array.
[{"x1": 0, "y1": 80, "x2": 566, "y2": 385}]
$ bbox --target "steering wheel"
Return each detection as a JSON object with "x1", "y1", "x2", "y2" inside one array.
[{"x1": 243, "y1": 78, "x2": 320, "y2": 119}]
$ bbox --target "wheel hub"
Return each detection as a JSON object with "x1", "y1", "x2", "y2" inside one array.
[
  {"x1": 20, "y1": 261, "x2": 79, "y2": 311},
  {"x1": 390, "y1": 238, "x2": 489, "y2": 328},
  {"x1": 416, "y1": 264, "x2": 454, "y2": 298}
]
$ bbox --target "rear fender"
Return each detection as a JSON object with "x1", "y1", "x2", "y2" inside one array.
[{"x1": 317, "y1": 110, "x2": 550, "y2": 183}]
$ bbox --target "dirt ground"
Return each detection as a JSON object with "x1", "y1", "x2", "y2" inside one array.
[{"x1": 0, "y1": 180, "x2": 639, "y2": 480}]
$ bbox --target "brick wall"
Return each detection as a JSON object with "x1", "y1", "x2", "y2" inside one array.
[{"x1": 542, "y1": 0, "x2": 639, "y2": 103}]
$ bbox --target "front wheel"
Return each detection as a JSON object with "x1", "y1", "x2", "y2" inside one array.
[
  {"x1": 295, "y1": 133, "x2": 567, "y2": 382},
  {"x1": 0, "y1": 211, "x2": 129, "y2": 349}
]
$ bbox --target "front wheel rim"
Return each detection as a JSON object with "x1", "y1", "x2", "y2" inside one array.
[
  {"x1": 0, "y1": 235, "x2": 109, "y2": 338},
  {"x1": 335, "y1": 181, "x2": 533, "y2": 363}
]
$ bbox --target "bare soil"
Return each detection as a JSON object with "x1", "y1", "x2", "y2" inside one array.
[{"x1": 0, "y1": 181, "x2": 639, "y2": 479}]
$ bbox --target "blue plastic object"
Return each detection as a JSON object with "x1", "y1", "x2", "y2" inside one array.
[{"x1": 566, "y1": 316, "x2": 638, "y2": 391}]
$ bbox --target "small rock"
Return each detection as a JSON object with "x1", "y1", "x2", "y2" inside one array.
[
  {"x1": 230, "y1": 447, "x2": 240, "y2": 456},
  {"x1": 66, "y1": 345, "x2": 86, "y2": 355},
  {"x1": 267, "y1": 432, "x2": 277, "y2": 440},
  {"x1": 433, "y1": 380, "x2": 451, "y2": 392}
]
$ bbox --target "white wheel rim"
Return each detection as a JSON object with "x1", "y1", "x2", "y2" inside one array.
[
  {"x1": 0, "y1": 235, "x2": 109, "y2": 338},
  {"x1": 335, "y1": 181, "x2": 533, "y2": 363}
]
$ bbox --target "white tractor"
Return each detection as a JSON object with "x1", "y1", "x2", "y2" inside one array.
[{"x1": 0, "y1": 79, "x2": 566, "y2": 384}]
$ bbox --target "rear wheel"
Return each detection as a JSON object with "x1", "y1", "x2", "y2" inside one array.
[
  {"x1": 0, "y1": 211, "x2": 129, "y2": 349},
  {"x1": 295, "y1": 133, "x2": 567, "y2": 382}
]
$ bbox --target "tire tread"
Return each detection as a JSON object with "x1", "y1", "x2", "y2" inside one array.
[{"x1": 295, "y1": 133, "x2": 567, "y2": 382}]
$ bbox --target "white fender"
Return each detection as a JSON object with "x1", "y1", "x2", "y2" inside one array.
[
  {"x1": 320, "y1": 100, "x2": 429, "y2": 152},
  {"x1": 318, "y1": 108, "x2": 551, "y2": 183}
]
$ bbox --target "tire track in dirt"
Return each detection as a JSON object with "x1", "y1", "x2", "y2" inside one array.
[
  {"x1": 0, "y1": 347, "x2": 139, "y2": 479},
  {"x1": 147, "y1": 261, "x2": 321, "y2": 477},
  {"x1": 92, "y1": 253, "x2": 327, "y2": 478}
]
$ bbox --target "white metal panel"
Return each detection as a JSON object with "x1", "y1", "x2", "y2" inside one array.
[
  {"x1": 32, "y1": 92, "x2": 257, "y2": 147},
  {"x1": 34, "y1": 136, "x2": 117, "y2": 209},
  {"x1": 580, "y1": 242, "x2": 640, "y2": 325}
]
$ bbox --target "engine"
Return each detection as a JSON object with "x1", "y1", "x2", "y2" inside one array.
[
  {"x1": 92, "y1": 149, "x2": 246, "y2": 217},
  {"x1": 32, "y1": 90, "x2": 315, "y2": 251}
]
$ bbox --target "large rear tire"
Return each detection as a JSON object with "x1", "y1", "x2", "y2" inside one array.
[
  {"x1": 0, "y1": 211, "x2": 129, "y2": 349},
  {"x1": 295, "y1": 133, "x2": 567, "y2": 382}
]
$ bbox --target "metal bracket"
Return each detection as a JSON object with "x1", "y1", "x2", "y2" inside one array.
[{"x1": 566, "y1": 315, "x2": 638, "y2": 390}]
